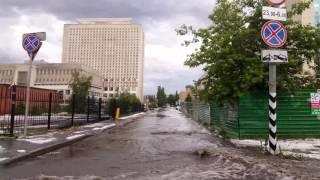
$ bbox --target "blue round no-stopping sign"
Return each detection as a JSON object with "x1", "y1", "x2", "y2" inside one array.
[
  {"x1": 261, "y1": 20, "x2": 287, "y2": 48},
  {"x1": 23, "y1": 34, "x2": 41, "y2": 53}
]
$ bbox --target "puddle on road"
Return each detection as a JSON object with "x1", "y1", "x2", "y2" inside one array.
[
  {"x1": 148, "y1": 114, "x2": 168, "y2": 118},
  {"x1": 156, "y1": 114, "x2": 167, "y2": 118},
  {"x1": 151, "y1": 131, "x2": 193, "y2": 136},
  {"x1": 151, "y1": 131, "x2": 208, "y2": 136}
]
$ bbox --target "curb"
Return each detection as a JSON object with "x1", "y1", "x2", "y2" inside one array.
[
  {"x1": 1, "y1": 134, "x2": 93, "y2": 166},
  {"x1": 0, "y1": 113, "x2": 145, "y2": 167}
]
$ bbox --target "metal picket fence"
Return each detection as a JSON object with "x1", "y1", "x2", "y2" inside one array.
[{"x1": 0, "y1": 85, "x2": 112, "y2": 136}]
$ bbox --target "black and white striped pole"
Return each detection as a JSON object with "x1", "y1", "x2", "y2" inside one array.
[
  {"x1": 261, "y1": 0, "x2": 288, "y2": 155},
  {"x1": 268, "y1": 64, "x2": 278, "y2": 154}
]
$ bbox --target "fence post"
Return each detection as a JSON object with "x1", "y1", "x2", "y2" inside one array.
[
  {"x1": 87, "y1": 96, "x2": 90, "y2": 123},
  {"x1": 47, "y1": 92, "x2": 52, "y2": 129},
  {"x1": 98, "y1": 98, "x2": 102, "y2": 121},
  {"x1": 237, "y1": 98, "x2": 241, "y2": 139},
  {"x1": 71, "y1": 94, "x2": 75, "y2": 126},
  {"x1": 10, "y1": 85, "x2": 16, "y2": 136},
  {"x1": 109, "y1": 99, "x2": 116, "y2": 119}
]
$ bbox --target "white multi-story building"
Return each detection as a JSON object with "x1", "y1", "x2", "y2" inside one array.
[{"x1": 62, "y1": 18, "x2": 145, "y2": 101}]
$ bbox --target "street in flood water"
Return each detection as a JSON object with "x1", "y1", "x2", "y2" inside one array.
[{"x1": 2, "y1": 108, "x2": 320, "y2": 179}]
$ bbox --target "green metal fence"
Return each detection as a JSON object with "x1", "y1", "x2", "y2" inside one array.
[
  {"x1": 182, "y1": 89, "x2": 320, "y2": 139},
  {"x1": 210, "y1": 101, "x2": 239, "y2": 138},
  {"x1": 239, "y1": 90, "x2": 320, "y2": 139},
  {"x1": 181, "y1": 102, "x2": 211, "y2": 128}
]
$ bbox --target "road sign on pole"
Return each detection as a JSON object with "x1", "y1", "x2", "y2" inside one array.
[
  {"x1": 267, "y1": 0, "x2": 286, "y2": 6},
  {"x1": 261, "y1": 20, "x2": 287, "y2": 48},
  {"x1": 262, "y1": 6, "x2": 287, "y2": 21},
  {"x1": 261, "y1": 0, "x2": 287, "y2": 156},
  {"x1": 311, "y1": 93, "x2": 320, "y2": 115},
  {"x1": 23, "y1": 32, "x2": 46, "y2": 41},
  {"x1": 22, "y1": 33, "x2": 45, "y2": 137},
  {"x1": 261, "y1": 49, "x2": 288, "y2": 64},
  {"x1": 23, "y1": 34, "x2": 42, "y2": 54}
]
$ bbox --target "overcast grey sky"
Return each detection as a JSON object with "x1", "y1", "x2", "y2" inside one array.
[{"x1": 0, "y1": 0, "x2": 216, "y2": 94}]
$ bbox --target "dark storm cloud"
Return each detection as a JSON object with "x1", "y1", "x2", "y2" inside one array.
[{"x1": 0, "y1": 0, "x2": 213, "y2": 23}]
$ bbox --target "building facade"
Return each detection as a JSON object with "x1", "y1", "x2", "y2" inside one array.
[
  {"x1": 314, "y1": 0, "x2": 320, "y2": 26},
  {"x1": 0, "y1": 61, "x2": 104, "y2": 103},
  {"x1": 62, "y1": 18, "x2": 144, "y2": 101},
  {"x1": 287, "y1": 0, "x2": 320, "y2": 26}
]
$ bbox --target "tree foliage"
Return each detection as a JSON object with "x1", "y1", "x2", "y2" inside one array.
[
  {"x1": 167, "y1": 91, "x2": 179, "y2": 106},
  {"x1": 69, "y1": 71, "x2": 92, "y2": 113},
  {"x1": 185, "y1": 94, "x2": 192, "y2": 102},
  {"x1": 156, "y1": 86, "x2": 167, "y2": 107},
  {"x1": 177, "y1": 0, "x2": 320, "y2": 102},
  {"x1": 118, "y1": 92, "x2": 142, "y2": 115}
]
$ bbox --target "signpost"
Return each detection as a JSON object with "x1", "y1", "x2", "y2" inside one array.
[
  {"x1": 262, "y1": 6, "x2": 287, "y2": 21},
  {"x1": 261, "y1": 0, "x2": 287, "y2": 155},
  {"x1": 267, "y1": 0, "x2": 286, "y2": 6},
  {"x1": 261, "y1": 49, "x2": 288, "y2": 63},
  {"x1": 22, "y1": 32, "x2": 45, "y2": 137},
  {"x1": 311, "y1": 93, "x2": 320, "y2": 115},
  {"x1": 261, "y1": 20, "x2": 287, "y2": 48}
]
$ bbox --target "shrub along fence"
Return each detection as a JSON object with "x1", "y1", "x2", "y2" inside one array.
[{"x1": 182, "y1": 89, "x2": 320, "y2": 139}]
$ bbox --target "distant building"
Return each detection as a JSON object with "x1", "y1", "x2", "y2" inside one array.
[
  {"x1": 62, "y1": 18, "x2": 145, "y2": 101},
  {"x1": 287, "y1": 0, "x2": 320, "y2": 75},
  {"x1": 0, "y1": 61, "x2": 104, "y2": 103},
  {"x1": 179, "y1": 86, "x2": 193, "y2": 103},
  {"x1": 179, "y1": 91, "x2": 189, "y2": 103},
  {"x1": 287, "y1": 0, "x2": 320, "y2": 26}
]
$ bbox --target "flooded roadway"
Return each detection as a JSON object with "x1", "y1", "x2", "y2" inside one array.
[{"x1": 2, "y1": 108, "x2": 320, "y2": 179}]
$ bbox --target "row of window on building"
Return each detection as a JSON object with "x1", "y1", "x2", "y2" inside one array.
[
  {"x1": 36, "y1": 69, "x2": 78, "y2": 75},
  {"x1": 0, "y1": 78, "x2": 12, "y2": 83},
  {"x1": 103, "y1": 93, "x2": 135, "y2": 98},
  {"x1": 0, "y1": 70, "x2": 14, "y2": 76},
  {"x1": 36, "y1": 77, "x2": 71, "y2": 83},
  {"x1": 104, "y1": 78, "x2": 137, "y2": 82},
  {"x1": 104, "y1": 86, "x2": 136, "y2": 92}
]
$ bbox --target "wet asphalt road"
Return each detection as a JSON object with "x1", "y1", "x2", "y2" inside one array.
[{"x1": 2, "y1": 108, "x2": 320, "y2": 179}]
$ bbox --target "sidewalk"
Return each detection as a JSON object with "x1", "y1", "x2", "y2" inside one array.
[
  {"x1": 0, "y1": 112, "x2": 145, "y2": 164},
  {"x1": 231, "y1": 138, "x2": 320, "y2": 159}
]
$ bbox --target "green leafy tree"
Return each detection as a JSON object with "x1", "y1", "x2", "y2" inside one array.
[
  {"x1": 167, "y1": 94, "x2": 177, "y2": 106},
  {"x1": 175, "y1": 91, "x2": 179, "y2": 102},
  {"x1": 118, "y1": 92, "x2": 142, "y2": 115},
  {"x1": 185, "y1": 94, "x2": 192, "y2": 102},
  {"x1": 177, "y1": 0, "x2": 320, "y2": 102},
  {"x1": 69, "y1": 71, "x2": 92, "y2": 113},
  {"x1": 147, "y1": 95, "x2": 158, "y2": 110},
  {"x1": 156, "y1": 86, "x2": 167, "y2": 107}
]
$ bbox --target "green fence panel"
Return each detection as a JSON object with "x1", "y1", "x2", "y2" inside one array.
[
  {"x1": 181, "y1": 102, "x2": 211, "y2": 129},
  {"x1": 191, "y1": 102, "x2": 211, "y2": 126},
  {"x1": 183, "y1": 89, "x2": 319, "y2": 139},
  {"x1": 239, "y1": 89, "x2": 320, "y2": 139},
  {"x1": 210, "y1": 101, "x2": 239, "y2": 138}
]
